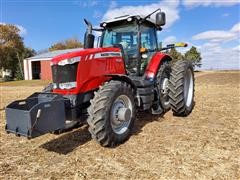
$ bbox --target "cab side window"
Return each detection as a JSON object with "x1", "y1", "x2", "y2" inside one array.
[{"x1": 141, "y1": 26, "x2": 157, "y2": 51}]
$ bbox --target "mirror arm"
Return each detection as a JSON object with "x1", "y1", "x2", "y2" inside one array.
[
  {"x1": 140, "y1": 8, "x2": 161, "y2": 24},
  {"x1": 92, "y1": 28, "x2": 104, "y2": 32},
  {"x1": 160, "y1": 47, "x2": 170, "y2": 51}
]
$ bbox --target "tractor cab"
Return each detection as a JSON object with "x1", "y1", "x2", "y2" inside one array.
[{"x1": 84, "y1": 9, "x2": 166, "y2": 76}]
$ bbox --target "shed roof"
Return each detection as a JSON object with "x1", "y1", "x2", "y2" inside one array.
[{"x1": 25, "y1": 48, "x2": 83, "y2": 61}]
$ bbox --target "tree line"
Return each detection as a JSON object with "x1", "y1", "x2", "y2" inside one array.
[
  {"x1": 166, "y1": 47, "x2": 202, "y2": 68},
  {"x1": 0, "y1": 24, "x2": 36, "y2": 80},
  {"x1": 0, "y1": 24, "x2": 83, "y2": 80},
  {"x1": 0, "y1": 24, "x2": 201, "y2": 80}
]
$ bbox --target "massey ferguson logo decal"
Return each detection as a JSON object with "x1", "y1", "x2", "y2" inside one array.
[
  {"x1": 100, "y1": 52, "x2": 121, "y2": 57},
  {"x1": 94, "y1": 52, "x2": 122, "y2": 59}
]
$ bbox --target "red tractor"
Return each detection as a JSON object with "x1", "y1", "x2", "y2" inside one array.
[{"x1": 5, "y1": 9, "x2": 195, "y2": 147}]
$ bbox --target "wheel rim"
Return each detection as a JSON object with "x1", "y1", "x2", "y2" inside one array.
[
  {"x1": 110, "y1": 95, "x2": 133, "y2": 135},
  {"x1": 184, "y1": 69, "x2": 194, "y2": 107},
  {"x1": 161, "y1": 77, "x2": 170, "y2": 106}
]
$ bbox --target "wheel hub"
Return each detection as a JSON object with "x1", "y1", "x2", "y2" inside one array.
[
  {"x1": 118, "y1": 108, "x2": 131, "y2": 122},
  {"x1": 161, "y1": 78, "x2": 169, "y2": 94},
  {"x1": 110, "y1": 95, "x2": 133, "y2": 135},
  {"x1": 160, "y1": 77, "x2": 170, "y2": 107}
]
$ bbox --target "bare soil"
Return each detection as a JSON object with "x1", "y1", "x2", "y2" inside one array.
[{"x1": 0, "y1": 71, "x2": 239, "y2": 179}]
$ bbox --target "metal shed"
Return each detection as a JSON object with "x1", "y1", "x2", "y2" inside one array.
[{"x1": 23, "y1": 48, "x2": 82, "y2": 80}]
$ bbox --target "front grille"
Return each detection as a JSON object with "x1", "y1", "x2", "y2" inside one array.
[{"x1": 52, "y1": 63, "x2": 78, "y2": 89}]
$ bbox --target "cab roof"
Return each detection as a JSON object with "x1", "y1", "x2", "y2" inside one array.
[{"x1": 100, "y1": 14, "x2": 156, "y2": 28}]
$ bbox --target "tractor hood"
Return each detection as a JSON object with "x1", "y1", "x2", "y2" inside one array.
[
  {"x1": 50, "y1": 47, "x2": 125, "y2": 95},
  {"x1": 51, "y1": 47, "x2": 122, "y2": 65}
]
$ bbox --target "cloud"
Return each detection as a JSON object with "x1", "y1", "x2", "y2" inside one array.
[
  {"x1": 73, "y1": 0, "x2": 98, "y2": 8},
  {"x1": 231, "y1": 22, "x2": 240, "y2": 33},
  {"x1": 16, "y1": 25, "x2": 27, "y2": 36},
  {"x1": 198, "y1": 42, "x2": 240, "y2": 70},
  {"x1": 192, "y1": 31, "x2": 237, "y2": 42},
  {"x1": 222, "y1": 13, "x2": 229, "y2": 17},
  {"x1": 232, "y1": 45, "x2": 240, "y2": 51},
  {"x1": 182, "y1": 0, "x2": 240, "y2": 8},
  {"x1": 192, "y1": 22, "x2": 240, "y2": 70},
  {"x1": 162, "y1": 36, "x2": 177, "y2": 45},
  {"x1": 0, "y1": 22, "x2": 27, "y2": 36},
  {"x1": 109, "y1": 1, "x2": 118, "y2": 9},
  {"x1": 93, "y1": 10, "x2": 103, "y2": 19},
  {"x1": 192, "y1": 22, "x2": 240, "y2": 42},
  {"x1": 102, "y1": 0, "x2": 180, "y2": 28},
  {"x1": 192, "y1": 23, "x2": 240, "y2": 70}
]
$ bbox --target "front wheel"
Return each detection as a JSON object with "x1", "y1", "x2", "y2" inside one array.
[
  {"x1": 169, "y1": 60, "x2": 195, "y2": 116},
  {"x1": 87, "y1": 80, "x2": 136, "y2": 147}
]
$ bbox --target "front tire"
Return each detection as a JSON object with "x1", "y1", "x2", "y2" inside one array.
[
  {"x1": 169, "y1": 60, "x2": 195, "y2": 116},
  {"x1": 87, "y1": 80, "x2": 136, "y2": 147}
]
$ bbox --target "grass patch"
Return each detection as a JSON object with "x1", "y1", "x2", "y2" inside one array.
[{"x1": 0, "y1": 80, "x2": 51, "y2": 87}]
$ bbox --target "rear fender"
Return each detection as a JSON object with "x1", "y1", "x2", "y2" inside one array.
[{"x1": 144, "y1": 52, "x2": 172, "y2": 79}]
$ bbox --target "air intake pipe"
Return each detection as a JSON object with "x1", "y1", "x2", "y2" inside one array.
[{"x1": 83, "y1": 19, "x2": 95, "y2": 49}]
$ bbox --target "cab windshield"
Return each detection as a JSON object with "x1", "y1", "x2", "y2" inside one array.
[
  {"x1": 102, "y1": 23, "x2": 157, "y2": 52},
  {"x1": 102, "y1": 24, "x2": 138, "y2": 51}
]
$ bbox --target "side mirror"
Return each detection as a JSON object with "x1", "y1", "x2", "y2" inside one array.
[
  {"x1": 84, "y1": 33, "x2": 95, "y2": 49},
  {"x1": 156, "y1": 12, "x2": 166, "y2": 26}
]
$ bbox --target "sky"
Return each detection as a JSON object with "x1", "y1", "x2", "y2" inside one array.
[{"x1": 1, "y1": 0, "x2": 240, "y2": 70}]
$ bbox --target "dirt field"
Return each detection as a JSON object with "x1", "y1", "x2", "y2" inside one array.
[{"x1": 0, "y1": 71, "x2": 239, "y2": 179}]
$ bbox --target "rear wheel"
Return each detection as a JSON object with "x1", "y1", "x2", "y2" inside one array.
[
  {"x1": 87, "y1": 80, "x2": 136, "y2": 147},
  {"x1": 169, "y1": 60, "x2": 195, "y2": 116}
]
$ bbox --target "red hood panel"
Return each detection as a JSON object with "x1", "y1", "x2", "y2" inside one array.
[{"x1": 51, "y1": 47, "x2": 121, "y2": 65}]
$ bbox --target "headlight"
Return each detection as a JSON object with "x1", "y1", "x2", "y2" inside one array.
[
  {"x1": 58, "y1": 57, "x2": 81, "y2": 66},
  {"x1": 59, "y1": 82, "x2": 77, "y2": 89},
  {"x1": 53, "y1": 83, "x2": 57, "y2": 89}
]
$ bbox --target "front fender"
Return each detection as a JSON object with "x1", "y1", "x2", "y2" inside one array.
[
  {"x1": 144, "y1": 52, "x2": 172, "y2": 79},
  {"x1": 104, "y1": 74, "x2": 137, "y2": 93}
]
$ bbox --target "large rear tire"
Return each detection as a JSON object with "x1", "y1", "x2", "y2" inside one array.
[
  {"x1": 169, "y1": 60, "x2": 195, "y2": 116},
  {"x1": 87, "y1": 80, "x2": 136, "y2": 147}
]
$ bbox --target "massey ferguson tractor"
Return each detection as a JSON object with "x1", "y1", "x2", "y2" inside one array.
[{"x1": 5, "y1": 9, "x2": 195, "y2": 147}]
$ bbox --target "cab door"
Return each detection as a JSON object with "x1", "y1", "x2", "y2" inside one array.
[{"x1": 140, "y1": 25, "x2": 158, "y2": 74}]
